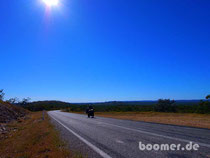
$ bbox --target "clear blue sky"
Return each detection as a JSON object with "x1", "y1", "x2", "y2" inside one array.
[{"x1": 0, "y1": 0, "x2": 209, "y2": 102}]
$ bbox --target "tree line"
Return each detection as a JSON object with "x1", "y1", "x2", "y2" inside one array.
[
  {"x1": 62, "y1": 97, "x2": 210, "y2": 114},
  {"x1": 1, "y1": 89, "x2": 209, "y2": 114}
]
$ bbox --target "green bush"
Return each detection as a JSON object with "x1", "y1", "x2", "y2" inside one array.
[
  {"x1": 154, "y1": 99, "x2": 176, "y2": 112},
  {"x1": 197, "y1": 101, "x2": 210, "y2": 114}
]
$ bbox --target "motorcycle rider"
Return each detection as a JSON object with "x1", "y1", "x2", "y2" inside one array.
[{"x1": 86, "y1": 105, "x2": 94, "y2": 118}]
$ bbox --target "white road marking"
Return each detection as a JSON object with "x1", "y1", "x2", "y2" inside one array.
[
  {"x1": 50, "y1": 114, "x2": 112, "y2": 158},
  {"x1": 97, "y1": 122, "x2": 210, "y2": 148},
  {"x1": 116, "y1": 140, "x2": 125, "y2": 144}
]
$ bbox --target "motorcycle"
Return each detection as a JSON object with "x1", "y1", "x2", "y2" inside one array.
[{"x1": 86, "y1": 106, "x2": 94, "y2": 118}]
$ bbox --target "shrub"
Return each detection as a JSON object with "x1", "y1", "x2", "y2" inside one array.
[
  {"x1": 197, "y1": 100, "x2": 210, "y2": 114},
  {"x1": 154, "y1": 99, "x2": 176, "y2": 112}
]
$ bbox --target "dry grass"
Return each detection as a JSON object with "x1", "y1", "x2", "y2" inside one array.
[
  {"x1": 94, "y1": 112, "x2": 210, "y2": 129},
  {"x1": 0, "y1": 112, "x2": 80, "y2": 158}
]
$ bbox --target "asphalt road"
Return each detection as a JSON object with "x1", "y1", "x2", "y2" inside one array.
[{"x1": 48, "y1": 111, "x2": 210, "y2": 158}]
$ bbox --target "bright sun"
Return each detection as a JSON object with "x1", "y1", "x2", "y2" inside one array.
[{"x1": 43, "y1": 0, "x2": 59, "y2": 7}]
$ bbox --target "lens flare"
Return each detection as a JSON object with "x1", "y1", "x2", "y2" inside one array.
[{"x1": 43, "y1": 0, "x2": 58, "y2": 7}]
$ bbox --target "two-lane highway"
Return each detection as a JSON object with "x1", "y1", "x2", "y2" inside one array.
[{"x1": 48, "y1": 111, "x2": 210, "y2": 158}]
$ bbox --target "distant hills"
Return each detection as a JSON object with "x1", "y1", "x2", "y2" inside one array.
[
  {"x1": 23, "y1": 99, "x2": 203, "y2": 108},
  {"x1": 28, "y1": 99, "x2": 203, "y2": 105},
  {"x1": 17, "y1": 99, "x2": 208, "y2": 112},
  {"x1": 69, "y1": 100, "x2": 202, "y2": 106}
]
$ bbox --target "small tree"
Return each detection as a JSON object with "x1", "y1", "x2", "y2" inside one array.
[
  {"x1": 206, "y1": 95, "x2": 210, "y2": 100},
  {"x1": 6, "y1": 97, "x2": 19, "y2": 104},
  {"x1": 21, "y1": 97, "x2": 31, "y2": 105},
  {"x1": 197, "y1": 95, "x2": 210, "y2": 114},
  {"x1": 154, "y1": 99, "x2": 176, "y2": 112},
  {"x1": 0, "y1": 89, "x2": 5, "y2": 101},
  {"x1": 197, "y1": 100, "x2": 210, "y2": 114}
]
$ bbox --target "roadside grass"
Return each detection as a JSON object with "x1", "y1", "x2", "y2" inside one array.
[
  {"x1": 72, "y1": 111, "x2": 210, "y2": 129},
  {"x1": 0, "y1": 112, "x2": 81, "y2": 158},
  {"x1": 95, "y1": 112, "x2": 210, "y2": 129}
]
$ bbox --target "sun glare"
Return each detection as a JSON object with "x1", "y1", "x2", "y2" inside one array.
[{"x1": 43, "y1": 0, "x2": 59, "y2": 7}]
